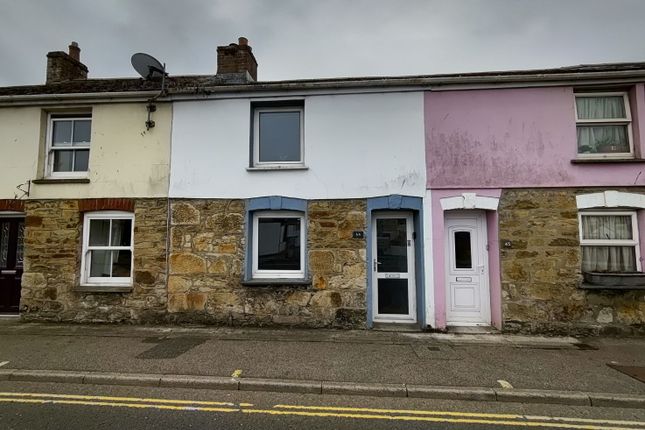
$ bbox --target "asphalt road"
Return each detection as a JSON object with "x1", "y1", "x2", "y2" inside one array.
[{"x1": 0, "y1": 381, "x2": 644, "y2": 430}]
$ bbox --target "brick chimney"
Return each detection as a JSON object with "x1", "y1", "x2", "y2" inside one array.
[
  {"x1": 216, "y1": 37, "x2": 258, "y2": 81},
  {"x1": 46, "y1": 41, "x2": 88, "y2": 84}
]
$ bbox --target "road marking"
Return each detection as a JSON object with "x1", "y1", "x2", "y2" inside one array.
[
  {"x1": 273, "y1": 404, "x2": 645, "y2": 427},
  {"x1": 497, "y1": 379, "x2": 514, "y2": 389},
  {"x1": 275, "y1": 403, "x2": 526, "y2": 419},
  {"x1": 0, "y1": 391, "x2": 642, "y2": 429},
  {"x1": 231, "y1": 369, "x2": 243, "y2": 378},
  {"x1": 0, "y1": 392, "x2": 236, "y2": 407},
  {"x1": 0, "y1": 397, "x2": 239, "y2": 413},
  {"x1": 243, "y1": 409, "x2": 639, "y2": 429}
]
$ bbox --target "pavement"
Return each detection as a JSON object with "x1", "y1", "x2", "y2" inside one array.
[{"x1": 0, "y1": 319, "x2": 644, "y2": 409}]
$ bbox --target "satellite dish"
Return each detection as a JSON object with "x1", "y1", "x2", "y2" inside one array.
[{"x1": 131, "y1": 53, "x2": 166, "y2": 80}]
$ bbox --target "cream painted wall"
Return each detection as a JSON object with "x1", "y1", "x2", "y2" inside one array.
[
  {"x1": 0, "y1": 103, "x2": 171, "y2": 199},
  {"x1": 170, "y1": 92, "x2": 426, "y2": 199},
  {"x1": 0, "y1": 107, "x2": 40, "y2": 199}
]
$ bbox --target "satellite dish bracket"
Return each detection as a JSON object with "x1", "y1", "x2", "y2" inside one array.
[
  {"x1": 131, "y1": 53, "x2": 169, "y2": 130},
  {"x1": 145, "y1": 63, "x2": 167, "y2": 130}
]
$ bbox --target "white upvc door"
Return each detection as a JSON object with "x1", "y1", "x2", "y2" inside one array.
[
  {"x1": 445, "y1": 211, "x2": 491, "y2": 326},
  {"x1": 372, "y1": 212, "x2": 416, "y2": 323}
]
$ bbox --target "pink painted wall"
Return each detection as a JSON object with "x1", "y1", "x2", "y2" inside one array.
[
  {"x1": 431, "y1": 189, "x2": 502, "y2": 330},
  {"x1": 426, "y1": 85, "x2": 645, "y2": 189}
]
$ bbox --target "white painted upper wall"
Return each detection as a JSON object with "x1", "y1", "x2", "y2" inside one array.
[
  {"x1": 170, "y1": 92, "x2": 426, "y2": 199},
  {"x1": 0, "y1": 103, "x2": 171, "y2": 199}
]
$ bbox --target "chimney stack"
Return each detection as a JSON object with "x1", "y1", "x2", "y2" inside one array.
[
  {"x1": 216, "y1": 37, "x2": 258, "y2": 81},
  {"x1": 46, "y1": 41, "x2": 88, "y2": 84}
]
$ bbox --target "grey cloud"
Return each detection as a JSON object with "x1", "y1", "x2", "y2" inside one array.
[{"x1": 0, "y1": 0, "x2": 644, "y2": 86}]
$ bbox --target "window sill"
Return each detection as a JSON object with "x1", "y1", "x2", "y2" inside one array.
[
  {"x1": 241, "y1": 278, "x2": 312, "y2": 287},
  {"x1": 32, "y1": 178, "x2": 90, "y2": 184},
  {"x1": 75, "y1": 285, "x2": 133, "y2": 293},
  {"x1": 571, "y1": 158, "x2": 645, "y2": 164},
  {"x1": 246, "y1": 166, "x2": 309, "y2": 172},
  {"x1": 581, "y1": 271, "x2": 645, "y2": 290}
]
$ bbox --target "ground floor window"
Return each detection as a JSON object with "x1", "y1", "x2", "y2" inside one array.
[
  {"x1": 81, "y1": 211, "x2": 134, "y2": 286},
  {"x1": 252, "y1": 211, "x2": 304, "y2": 279},
  {"x1": 579, "y1": 211, "x2": 640, "y2": 272}
]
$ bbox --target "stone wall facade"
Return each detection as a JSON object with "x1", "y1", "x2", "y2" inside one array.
[
  {"x1": 499, "y1": 188, "x2": 645, "y2": 335},
  {"x1": 167, "y1": 199, "x2": 367, "y2": 328},
  {"x1": 20, "y1": 198, "x2": 168, "y2": 322}
]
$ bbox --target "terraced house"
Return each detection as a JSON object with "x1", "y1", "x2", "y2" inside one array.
[
  {"x1": 0, "y1": 38, "x2": 643, "y2": 334},
  {"x1": 0, "y1": 43, "x2": 172, "y2": 321}
]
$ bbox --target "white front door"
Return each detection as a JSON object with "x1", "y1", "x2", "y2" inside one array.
[
  {"x1": 372, "y1": 212, "x2": 416, "y2": 323},
  {"x1": 445, "y1": 211, "x2": 490, "y2": 326}
]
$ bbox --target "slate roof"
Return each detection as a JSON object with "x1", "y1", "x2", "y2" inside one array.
[{"x1": 1, "y1": 61, "x2": 644, "y2": 97}]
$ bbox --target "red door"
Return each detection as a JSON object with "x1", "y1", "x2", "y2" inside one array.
[{"x1": 0, "y1": 218, "x2": 24, "y2": 313}]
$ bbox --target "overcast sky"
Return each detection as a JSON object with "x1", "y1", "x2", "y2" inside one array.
[{"x1": 1, "y1": 0, "x2": 644, "y2": 86}]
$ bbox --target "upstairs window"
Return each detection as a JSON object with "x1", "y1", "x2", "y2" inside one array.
[
  {"x1": 575, "y1": 93, "x2": 632, "y2": 158},
  {"x1": 252, "y1": 104, "x2": 304, "y2": 167},
  {"x1": 46, "y1": 114, "x2": 92, "y2": 177},
  {"x1": 81, "y1": 211, "x2": 134, "y2": 286},
  {"x1": 579, "y1": 211, "x2": 640, "y2": 273}
]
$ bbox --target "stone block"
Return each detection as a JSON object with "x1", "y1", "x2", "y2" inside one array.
[
  {"x1": 168, "y1": 294, "x2": 188, "y2": 313},
  {"x1": 171, "y1": 202, "x2": 200, "y2": 225},
  {"x1": 135, "y1": 270, "x2": 156, "y2": 285},
  {"x1": 313, "y1": 275, "x2": 327, "y2": 290},
  {"x1": 168, "y1": 276, "x2": 191, "y2": 294},
  {"x1": 309, "y1": 250, "x2": 335, "y2": 273},
  {"x1": 311, "y1": 291, "x2": 342, "y2": 308},
  {"x1": 170, "y1": 253, "x2": 206, "y2": 274},
  {"x1": 208, "y1": 258, "x2": 228, "y2": 275}
]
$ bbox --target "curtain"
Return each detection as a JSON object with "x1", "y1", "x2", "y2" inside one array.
[
  {"x1": 577, "y1": 126, "x2": 628, "y2": 153},
  {"x1": 576, "y1": 96, "x2": 626, "y2": 120},
  {"x1": 581, "y1": 215, "x2": 636, "y2": 272}
]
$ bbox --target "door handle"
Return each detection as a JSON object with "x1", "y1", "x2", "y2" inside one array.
[
  {"x1": 477, "y1": 265, "x2": 485, "y2": 275},
  {"x1": 1, "y1": 270, "x2": 17, "y2": 275},
  {"x1": 373, "y1": 260, "x2": 382, "y2": 271}
]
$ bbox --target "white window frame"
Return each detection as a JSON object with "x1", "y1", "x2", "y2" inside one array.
[
  {"x1": 252, "y1": 210, "x2": 305, "y2": 279},
  {"x1": 574, "y1": 92, "x2": 633, "y2": 159},
  {"x1": 252, "y1": 106, "x2": 305, "y2": 167},
  {"x1": 45, "y1": 114, "x2": 92, "y2": 178},
  {"x1": 80, "y1": 211, "x2": 135, "y2": 287},
  {"x1": 578, "y1": 210, "x2": 641, "y2": 272}
]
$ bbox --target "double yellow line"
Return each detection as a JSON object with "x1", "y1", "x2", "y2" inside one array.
[{"x1": 0, "y1": 392, "x2": 643, "y2": 429}]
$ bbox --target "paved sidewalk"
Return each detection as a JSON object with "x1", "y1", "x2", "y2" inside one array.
[{"x1": 0, "y1": 320, "x2": 643, "y2": 397}]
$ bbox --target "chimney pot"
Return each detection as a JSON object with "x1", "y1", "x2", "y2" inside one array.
[
  {"x1": 238, "y1": 37, "x2": 248, "y2": 46},
  {"x1": 68, "y1": 41, "x2": 80, "y2": 61}
]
